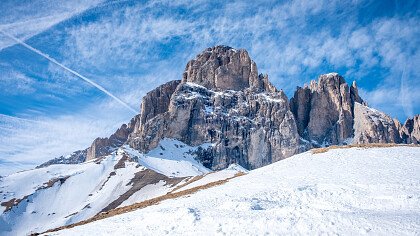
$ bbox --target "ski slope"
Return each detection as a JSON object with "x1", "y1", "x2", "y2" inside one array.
[{"x1": 52, "y1": 146, "x2": 420, "y2": 235}]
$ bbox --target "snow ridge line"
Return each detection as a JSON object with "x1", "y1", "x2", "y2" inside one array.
[{"x1": 35, "y1": 172, "x2": 247, "y2": 235}]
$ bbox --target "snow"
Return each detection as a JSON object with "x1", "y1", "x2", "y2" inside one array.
[
  {"x1": 204, "y1": 105, "x2": 214, "y2": 114},
  {"x1": 258, "y1": 93, "x2": 284, "y2": 103},
  {"x1": 184, "y1": 82, "x2": 207, "y2": 90},
  {"x1": 173, "y1": 164, "x2": 247, "y2": 193},
  {"x1": 53, "y1": 146, "x2": 420, "y2": 235},
  {"x1": 0, "y1": 138, "x2": 218, "y2": 235},
  {"x1": 124, "y1": 138, "x2": 212, "y2": 177},
  {"x1": 119, "y1": 180, "x2": 170, "y2": 207},
  {"x1": 0, "y1": 151, "x2": 144, "y2": 235},
  {"x1": 324, "y1": 72, "x2": 339, "y2": 77}
]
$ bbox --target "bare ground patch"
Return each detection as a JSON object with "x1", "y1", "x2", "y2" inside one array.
[
  {"x1": 100, "y1": 169, "x2": 185, "y2": 213},
  {"x1": 312, "y1": 143, "x2": 420, "y2": 154}
]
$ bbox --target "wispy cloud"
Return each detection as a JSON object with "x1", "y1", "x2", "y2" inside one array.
[
  {"x1": 0, "y1": 0, "x2": 418, "y2": 173},
  {"x1": 58, "y1": 0, "x2": 419, "y2": 120},
  {"x1": 0, "y1": 70, "x2": 35, "y2": 95},
  {"x1": 0, "y1": 0, "x2": 103, "y2": 51},
  {"x1": 0, "y1": 98, "x2": 131, "y2": 175},
  {"x1": 1, "y1": 29, "x2": 137, "y2": 114}
]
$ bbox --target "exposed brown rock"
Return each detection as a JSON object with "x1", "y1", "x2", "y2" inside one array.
[
  {"x1": 125, "y1": 46, "x2": 301, "y2": 170},
  {"x1": 42, "y1": 46, "x2": 413, "y2": 172},
  {"x1": 401, "y1": 115, "x2": 420, "y2": 144},
  {"x1": 128, "y1": 81, "x2": 300, "y2": 170},
  {"x1": 39, "y1": 172, "x2": 246, "y2": 235},
  {"x1": 350, "y1": 81, "x2": 364, "y2": 105},
  {"x1": 138, "y1": 80, "x2": 181, "y2": 131},
  {"x1": 353, "y1": 102, "x2": 401, "y2": 144},
  {"x1": 86, "y1": 118, "x2": 137, "y2": 161},
  {"x1": 1, "y1": 176, "x2": 69, "y2": 212},
  {"x1": 100, "y1": 169, "x2": 184, "y2": 213},
  {"x1": 182, "y1": 45, "x2": 276, "y2": 92},
  {"x1": 290, "y1": 73, "x2": 355, "y2": 146}
]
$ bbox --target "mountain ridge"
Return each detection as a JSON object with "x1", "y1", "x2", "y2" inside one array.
[{"x1": 38, "y1": 45, "x2": 420, "y2": 169}]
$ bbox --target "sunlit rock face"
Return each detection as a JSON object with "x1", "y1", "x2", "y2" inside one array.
[
  {"x1": 290, "y1": 73, "x2": 360, "y2": 146},
  {"x1": 43, "y1": 46, "x2": 417, "y2": 170},
  {"x1": 128, "y1": 46, "x2": 300, "y2": 170},
  {"x1": 401, "y1": 115, "x2": 420, "y2": 144},
  {"x1": 353, "y1": 102, "x2": 402, "y2": 144}
]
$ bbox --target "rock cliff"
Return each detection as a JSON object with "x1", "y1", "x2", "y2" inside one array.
[
  {"x1": 401, "y1": 115, "x2": 420, "y2": 144},
  {"x1": 128, "y1": 46, "x2": 300, "y2": 170},
  {"x1": 86, "y1": 119, "x2": 137, "y2": 161},
  {"x1": 290, "y1": 73, "x2": 361, "y2": 146},
  {"x1": 42, "y1": 46, "x2": 418, "y2": 170},
  {"x1": 353, "y1": 103, "x2": 401, "y2": 144}
]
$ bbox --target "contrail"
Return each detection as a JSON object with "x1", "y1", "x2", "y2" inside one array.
[
  {"x1": 399, "y1": 64, "x2": 413, "y2": 118},
  {"x1": 0, "y1": 29, "x2": 138, "y2": 115}
]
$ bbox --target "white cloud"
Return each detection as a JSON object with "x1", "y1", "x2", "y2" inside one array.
[
  {"x1": 0, "y1": 98, "x2": 133, "y2": 176},
  {"x1": 0, "y1": 70, "x2": 35, "y2": 95},
  {"x1": 1, "y1": 0, "x2": 419, "y2": 175},
  {"x1": 0, "y1": 0, "x2": 103, "y2": 51}
]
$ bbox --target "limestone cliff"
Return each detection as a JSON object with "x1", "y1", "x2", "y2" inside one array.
[
  {"x1": 42, "y1": 46, "x2": 418, "y2": 170},
  {"x1": 128, "y1": 46, "x2": 300, "y2": 170}
]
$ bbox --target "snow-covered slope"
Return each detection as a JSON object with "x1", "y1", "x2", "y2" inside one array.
[
  {"x1": 51, "y1": 146, "x2": 420, "y2": 235},
  {"x1": 0, "y1": 138, "x2": 244, "y2": 236},
  {"x1": 125, "y1": 138, "x2": 212, "y2": 177}
]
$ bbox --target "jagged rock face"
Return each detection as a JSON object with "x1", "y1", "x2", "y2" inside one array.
[
  {"x1": 138, "y1": 80, "x2": 181, "y2": 131},
  {"x1": 290, "y1": 73, "x2": 359, "y2": 146},
  {"x1": 128, "y1": 82, "x2": 300, "y2": 170},
  {"x1": 290, "y1": 86, "x2": 311, "y2": 136},
  {"x1": 350, "y1": 81, "x2": 364, "y2": 105},
  {"x1": 126, "y1": 46, "x2": 300, "y2": 170},
  {"x1": 353, "y1": 102, "x2": 401, "y2": 144},
  {"x1": 86, "y1": 119, "x2": 137, "y2": 161},
  {"x1": 182, "y1": 46, "x2": 276, "y2": 92},
  {"x1": 47, "y1": 45, "x2": 414, "y2": 171},
  {"x1": 401, "y1": 115, "x2": 420, "y2": 144},
  {"x1": 37, "y1": 150, "x2": 87, "y2": 168}
]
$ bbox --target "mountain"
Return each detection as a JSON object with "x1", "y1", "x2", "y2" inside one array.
[
  {"x1": 1, "y1": 45, "x2": 419, "y2": 235},
  {"x1": 40, "y1": 45, "x2": 419, "y2": 169},
  {"x1": 0, "y1": 141, "x2": 245, "y2": 235},
  {"x1": 41, "y1": 146, "x2": 420, "y2": 235}
]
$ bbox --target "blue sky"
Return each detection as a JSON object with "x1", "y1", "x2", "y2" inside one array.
[{"x1": 0, "y1": 0, "x2": 419, "y2": 174}]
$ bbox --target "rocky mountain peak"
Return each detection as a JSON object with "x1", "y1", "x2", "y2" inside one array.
[
  {"x1": 39, "y1": 46, "x2": 417, "y2": 171},
  {"x1": 181, "y1": 45, "x2": 275, "y2": 92},
  {"x1": 291, "y1": 73, "x2": 355, "y2": 145}
]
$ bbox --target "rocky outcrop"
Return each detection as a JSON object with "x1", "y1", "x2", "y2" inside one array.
[
  {"x1": 290, "y1": 73, "x2": 359, "y2": 146},
  {"x1": 128, "y1": 46, "x2": 301, "y2": 170},
  {"x1": 137, "y1": 80, "x2": 181, "y2": 131},
  {"x1": 353, "y1": 102, "x2": 401, "y2": 144},
  {"x1": 289, "y1": 86, "x2": 311, "y2": 136},
  {"x1": 42, "y1": 45, "x2": 417, "y2": 170},
  {"x1": 86, "y1": 118, "x2": 137, "y2": 161},
  {"x1": 182, "y1": 46, "x2": 276, "y2": 92},
  {"x1": 36, "y1": 149, "x2": 87, "y2": 168},
  {"x1": 350, "y1": 81, "x2": 364, "y2": 105},
  {"x1": 401, "y1": 115, "x2": 420, "y2": 144}
]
